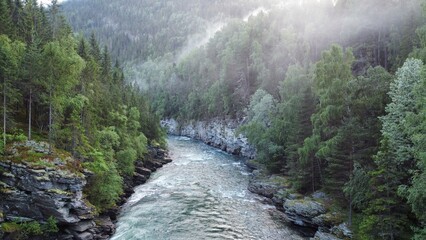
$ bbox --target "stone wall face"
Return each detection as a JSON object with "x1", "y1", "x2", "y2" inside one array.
[{"x1": 161, "y1": 118, "x2": 255, "y2": 158}]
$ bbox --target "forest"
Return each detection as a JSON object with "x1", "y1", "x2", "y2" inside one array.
[
  {"x1": 0, "y1": 0, "x2": 425, "y2": 239},
  {"x1": 0, "y1": 0, "x2": 164, "y2": 215},
  {"x1": 63, "y1": 0, "x2": 426, "y2": 239}
]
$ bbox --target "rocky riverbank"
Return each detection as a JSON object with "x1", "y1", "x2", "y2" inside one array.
[
  {"x1": 161, "y1": 118, "x2": 256, "y2": 158},
  {"x1": 0, "y1": 141, "x2": 171, "y2": 240},
  {"x1": 248, "y1": 169, "x2": 353, "y2": 240}
]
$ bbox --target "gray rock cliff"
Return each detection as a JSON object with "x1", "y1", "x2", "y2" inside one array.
[{"x1": 161, "y1": 118, "x2": 256, "y2": 158}]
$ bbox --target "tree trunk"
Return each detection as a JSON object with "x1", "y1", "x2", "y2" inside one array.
[
  {"x1": 3, "y1": 80, "x2": 6, "y2": 150},
  {"x1": 48, "y1": 90, "x2": 52, "y2": 154},
  {"x1": 312, "y1": 157, "x2": 315, "y2": 192},
  {"x1": 28, "y1": 88, "x2": 32, "y2": 141}
]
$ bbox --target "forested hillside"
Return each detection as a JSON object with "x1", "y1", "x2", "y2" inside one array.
[
  {"x1": 0, "y1": 0, "x2": 164, "y2": 219},
  {"x1": 62, "y1": 0, "x2": 426, "y2": 239},
  {"x1": 63, "y1": 0, "x2": 279, "y2": 82}
]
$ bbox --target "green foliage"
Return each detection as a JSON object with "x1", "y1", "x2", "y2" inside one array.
[
  {"x1": 0, "y1": 0, "x2": 165, "y2": 217},
  {"x1": 0, "y1": 217, "x2": 58, "y2": 239},
  {"x1": 84, "y1": 150, "x2": 123, "y2": 211},
  {"x1": 116, "y1": 148, "x2": 137, "y2": 176},
  {"x1": 20, "y1": 221, "x2": 42, "y2": 236},
  {"x1": 43, "y1": 217, "x2": 59, "y2": 234},
  {"x1": 343, "y1": 163, "x2": 370, "y2": 210},
  {"x1": 362, "y1": 58, "x2": 424, "y2": 239},
  {"x1": 405, "y1": 59, "x2": 426, "y2": 239},
  {"x1": 1, "y1": 222, "x2": 20, "y2": 233}
]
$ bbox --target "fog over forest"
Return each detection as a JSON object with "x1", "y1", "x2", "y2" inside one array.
[
  {"x1": 1, "y1": 0, "x2": 426, "y2": 239},
  {"x1": 63, "y1": 1, "x2": 426, "y2": 239}
]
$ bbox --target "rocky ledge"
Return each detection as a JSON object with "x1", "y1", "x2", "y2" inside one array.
[
  {"x1": 161, "y1": 118, "x2": 256, "y2": 159},
  {"x1": 0, "y1": 142, "x2": 172, "y2": 240},
  {"x1": 247, "y1": 169, "x2": 353, "y2": 240},
  {"x1": 0, "y1": 160, "x2": 96, "y2": 240}
]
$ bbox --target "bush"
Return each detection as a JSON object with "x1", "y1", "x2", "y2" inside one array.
[
  {"x1": 20, "y1": 221, "x2": 42, "y2": 236},
  {"x1": 42, "y1": 216, "x2": 59, "y2": 234},
  {"x1": 116, "y1": 148, "x2": 137, "y2": 176},
  {"x1": 84, "y1": 150, "x2": 123, "y2": 212}
]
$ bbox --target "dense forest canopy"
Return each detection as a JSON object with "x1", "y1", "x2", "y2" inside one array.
[{"x1": 0, "y1": 0, "x2": 165, "y2": 214}]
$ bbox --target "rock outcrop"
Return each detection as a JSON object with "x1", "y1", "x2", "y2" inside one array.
[
  {"x1": 247, "y1": 169, "x2": 352, "y2": 239},
  {"x1": 0, "y1": 160, "x2": 96, "y2": 239},
  {"x1": 284, "y1": 199, "x2": 326, "y2": 228},
  {"x1": 0, "y1": 142, "x2": 172, "y2": 240},
  {"x1": 161, "y1": 118, "x2": 256, "y2": 159}
]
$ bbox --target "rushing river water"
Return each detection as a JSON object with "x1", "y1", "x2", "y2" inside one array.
[{"x1": 111, "y1": 136, "x2": 304, "y2": 240}]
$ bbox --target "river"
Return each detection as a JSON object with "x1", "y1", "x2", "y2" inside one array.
[{"x1": 111, "y1": 136, "x2": 304, "y2": 240}]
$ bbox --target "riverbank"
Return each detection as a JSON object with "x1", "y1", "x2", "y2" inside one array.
[
  {"x1": 99, "y1": 147, "x2": 173, "y2": 239},
  {"x1": 0, "y1": 142, "x2": 172, "y2": 240},
  {"x1": 247, "y1": 169, "x2": 352, "y2": 240}
]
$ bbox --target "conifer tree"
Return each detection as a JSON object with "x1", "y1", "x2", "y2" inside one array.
[{"x1": 362, "y1": 58, "x2": 423, "y2": 239}]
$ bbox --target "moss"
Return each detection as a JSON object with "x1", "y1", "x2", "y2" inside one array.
[
  {"x1": 47, "y1": 188, "x2": 73, "y2": 196},
  {"x1": 271, "y1": 175, "x2": 291, "y2": 188},
  {"x1": 30, "y1": 160, "x2": 55, "y2": 169},
  {"x1": 34, "y1": 175, "x2": 50, "y2": 181},
  {"x1": 3, "y1": 140, "x2": 85, "y2": 177},
  {"x1": 0, "y1": 181, "x2": 14, "y2": 194},
  {"x1": 1, "y1": 222, "x2": 20, "y2": 233}
]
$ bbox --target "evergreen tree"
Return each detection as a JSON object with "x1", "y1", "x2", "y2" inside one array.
[
  {"x1": 406, "y1": 65, "x2": 426, "y2": 240},
  {"x1": 0, "y1": 0, "x2": 13, "y2": 35},
  {"x1": 40, "y1": 37, "x2": 85, "y2": 153},
  {"x1": 361, "y1": 58, "x2": 423, "y2": 239},
  {"x1": 299, "y1": 45, "x2": 355, "y2": 194},
  {"x1": 0, "y1": 35, "x2": 25, "y2": 151}
]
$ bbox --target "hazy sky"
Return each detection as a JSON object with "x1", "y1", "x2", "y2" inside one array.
[{"x1": 39, "y1": 0, "x2": 66, "y2": 5}]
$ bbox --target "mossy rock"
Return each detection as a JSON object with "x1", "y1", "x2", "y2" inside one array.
[
  {"x1": 284, "y1": 198, "x2": 326, "y2": 218},
  {"x1": 313, "y1": 212, "x2": 345, "y2": 227},
  {"x1": 47, "y1": 188, "x2": 72, "y2": 196}
]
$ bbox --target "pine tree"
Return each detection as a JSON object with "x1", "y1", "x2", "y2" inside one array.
[
  {"x1": 40, "y1": 37, "x2": 85, "y2": 153},
  {"x1": 299, "y1": 45, "x2": 355, "y2": 195},
  {"x1": 0, "y1": 35, "x2": 25, "y2": 150},
  {"x1": 0, "y1": 0, "x2": 13, "y2": 35}
]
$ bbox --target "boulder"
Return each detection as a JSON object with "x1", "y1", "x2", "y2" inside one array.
[
  {"x1": 284, "y1": 198, "x2": 326, "y2": 228},
  {"x1": 135, "y1": 167, "x2": 151, "y2": 177},
  {"x1": 68, "y1": 220, "x2": 96, "y2": 232},
  {"x1": 94, "y1": 216, "x2": 116, "y2": 236},
  {"x1": 312, "y1": 212, "x2": 344, "y2": 229},
  {"x1": 331, "y1": 223, "x2": 352, "y2": 239},
  {"x1": 133, "y1": 173, "x2": 147, "y2": 185},
  {"x1": 143, "y1": 160, "x2": 163, "y2": 171},
  {"x1": 74, "y1": 231, "x2": 94, "y2": 240},
  {"x1": 157, "y1": 158, "x2": 172, "y2": 164},
  {"x1": 247, "y1": 170, "x2": 280, "y2": 199},
  {"x1": 310, "y1": 230, "x2": 342, "y2": 240}
]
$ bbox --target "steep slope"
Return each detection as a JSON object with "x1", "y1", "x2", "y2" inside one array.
[{"x1": 63, "y1": 0, "x2": 278, "y2": 63}]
